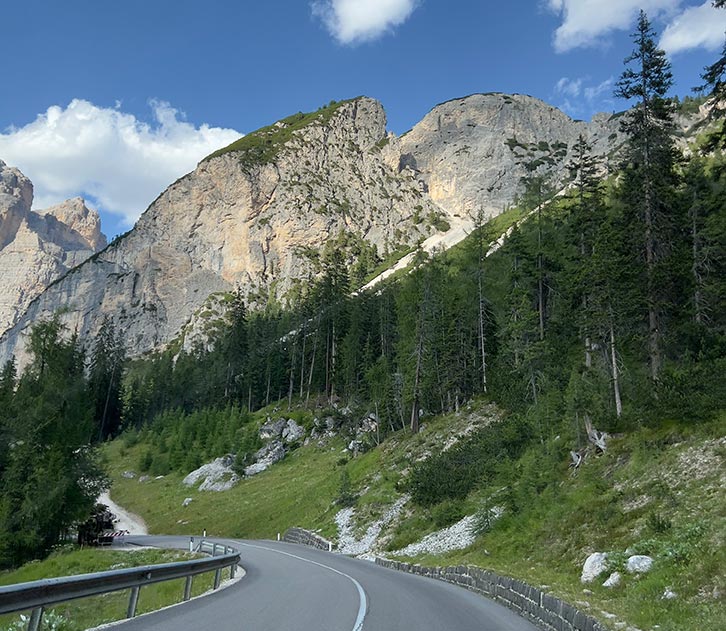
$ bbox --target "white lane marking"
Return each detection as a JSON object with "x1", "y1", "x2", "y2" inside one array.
[{"x1": 238, "y1": 542, "x2": 367, "y2": 631}]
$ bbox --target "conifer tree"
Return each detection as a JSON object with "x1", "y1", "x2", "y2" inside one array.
[
  {"x1": 614, "y1": 10, "x2": 679, "y2": 382},
  {"x1": 0, "y1": 319, "x2": 107, "y2": 567},
  {"x1": 89, "y1": 316, "x2": 126, "y2": 441},
  {"x1": 566, "y1": 135, "x2": 604, "y2": 369}
]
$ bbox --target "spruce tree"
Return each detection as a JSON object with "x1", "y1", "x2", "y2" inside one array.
[
  {"x1": 614, "y1": 10, "x2": 679, "y2": 382},
  {"x1": 89, "y1": 316, "x2": 126, "y2": 441}
]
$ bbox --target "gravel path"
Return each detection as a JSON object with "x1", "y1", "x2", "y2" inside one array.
[{"x1": 99, "y1": 491, "x2": 148, "y2": 535}]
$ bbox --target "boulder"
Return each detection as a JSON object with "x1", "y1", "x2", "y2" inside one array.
[
  {"x1": 356, "y1": 413, "x2": 378, "y2": 439},
  {"x1": 603, "y1": 572, "x2": 621, "y2": 588},
  {"x1": 625, "y1": 555, "x2": 653, "y2": 574},
  {"x1": 244, "y1": 440, "x2": 286, "y2": 477},
  {"x1": 662, "y1": 587, "x2": 677, "y2": 600},
  {"x1": 282, "y1": 419, "x2": 305, "y2": 443},
  {"x1": 122, "y1": 471, "x2": 136, "y2": 479},
  {"x1": 581, "y1": 552, "x2": 609, "y2": 583},
  {"x1": 183, "y1": 455, "x2": 239, "y2": 492},
  {"x1": 182, "y1": 497, "x2": 193, "y2": 507},
  {"x1": 347, "y1": 439, "x2": 366, "y2": 457},
  {"x1": 259, "y1": 418, "x2": 287, "y2": 440}
]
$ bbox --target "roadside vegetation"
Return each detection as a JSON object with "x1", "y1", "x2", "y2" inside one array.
[{"x1": 0, "y1": 547, "x2": 216, "y2": 631}]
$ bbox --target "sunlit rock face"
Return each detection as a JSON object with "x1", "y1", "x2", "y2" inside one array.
[{"x1": 0, "y1": 160, "x2": 106, "y2": 339}]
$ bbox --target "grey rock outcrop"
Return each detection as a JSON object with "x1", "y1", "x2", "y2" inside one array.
[
  {"x1": 281, "y1": 419, "x2": 305, "y2": 443},
  {"x1": 388, "y1": 93, "x2": 622, "y2": 223},
  {"x1": 183, "y1": 454, "x2": 239, "y2": 492},
  {"x1": 259, "y1": 418, "x2": 287, "y2": 441},
  {"x1": 244, "y1": 440, "x2": 286, "y2": 477},
  {"x1": 0, "y1": 160, "x2": 107, "y2": 338}
]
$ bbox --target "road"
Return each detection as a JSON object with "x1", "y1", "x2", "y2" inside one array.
[{"x1": 112, "y1": 535, "x2": 539, "y2": 631}]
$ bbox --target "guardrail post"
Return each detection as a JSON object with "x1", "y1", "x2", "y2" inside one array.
[
  {"x1": 183, "y1": 576, "x2": 193, "y2": 601},
  {"x1": 212, "y1": 543, "x2": 217, "y2": 557},
  {"x1": 230, "y1": 562, "x2": 236, "y2": 579},
  {"x1": 127, "y1": 586, "x2": 140, "y2": 618},
  {"x1": 27, "y1": 606, "x2": 44, "y2": 631},
  {"x1": 213, "y1": 568, "x2": 222, "y2": 590}
]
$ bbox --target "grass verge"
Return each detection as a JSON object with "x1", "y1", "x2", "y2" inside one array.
[{"x1": 0, "y1": 547, "x2": 219, "y2": 631}]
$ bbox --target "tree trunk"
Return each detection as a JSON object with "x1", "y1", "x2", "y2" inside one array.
[
  {"x1": 299, "y1": 323, "x2": 306, "y2": 398},
  {"x1": 411, "y1": 334, "x2": 423, "y2": 434},
  {"x1": 537, "y1": 205, "x2": 545, "y2": 341},
  {"x1": 478, "y1": 274, "x2": 488, "y2": 392},
  {"x1": 643, "y1": 138, "x2": 661, "y2": 382},
  {"x1": 609, "y1": 316, "x2": 623, "y2": 418},
  {"x1": 691, "y1": 195, "x2": 704, "y2": 325},
  {"x1": 306, "y1": 327, "x2": 318, "y2": 407}
]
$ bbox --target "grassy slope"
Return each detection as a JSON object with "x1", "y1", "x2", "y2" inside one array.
[
  {"x1": 0, "y1": 548, "x2": 216, "y2": 631},
  {"x1": 405, "y1": 417, "x2": 726, "y2": 631},
  {"x1": 105, "y1": 403, "x2": 724, "y2": 631},
  {"x1": 202, "y1": 98, "x2": 357, "y2": 166}
]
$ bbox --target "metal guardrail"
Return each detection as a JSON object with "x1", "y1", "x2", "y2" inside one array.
[{"x1": 0, "y1": 539, "x2": 240, "y2": 631}]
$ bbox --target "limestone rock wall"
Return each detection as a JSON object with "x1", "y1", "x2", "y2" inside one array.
[
  {"x1": 0, "y1": 161, "x2": 107, "y2": 338},
  {"x1": 388, "y1": 93, "x2": 622, "y2": 221}
]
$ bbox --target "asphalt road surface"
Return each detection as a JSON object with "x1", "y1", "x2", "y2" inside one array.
[{"x1": 114, "y1": 535, "x2": 539, "y2": 631}]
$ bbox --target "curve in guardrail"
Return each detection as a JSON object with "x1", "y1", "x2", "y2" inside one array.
[{"x1": 0, "y1": 539, "x2": 240, "y2": 631}]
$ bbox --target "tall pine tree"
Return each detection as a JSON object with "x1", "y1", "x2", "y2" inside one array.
[{"x1": 614, "y1": 10, "x2": 679, "y2": 382}]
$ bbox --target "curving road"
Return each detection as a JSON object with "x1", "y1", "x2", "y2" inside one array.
[{"x1": 114, "y1": 536, "x2": 538, "y2": 631}]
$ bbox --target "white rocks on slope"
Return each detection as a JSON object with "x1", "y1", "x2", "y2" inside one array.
[
  {"x1": 602, "y1": 572, "x2": 622, "y2": 588},
  {"x1": 244, "y1": 440, "x2": 286, "y2": 477},
  {"x1": 183, "y1": 455, "x2": 239, "y2": 491},
  {"x1": 392, "y1": 514, "x2": 478, "y2": 557},
  {"x1": 336, "y1": 496, "x2": 408, "y2": 556}
]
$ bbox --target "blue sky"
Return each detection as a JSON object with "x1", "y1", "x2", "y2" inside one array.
[{"x1": 1, "y1": 1, "x2": 724, "y2": 238}]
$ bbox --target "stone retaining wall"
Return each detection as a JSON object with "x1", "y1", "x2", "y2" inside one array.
[
  {"x1": 282, "y1": 527, "x2": 333, "y2": 551},
  {"x1": 375, "y1": 558, "x2": 607, "y2": 631}
]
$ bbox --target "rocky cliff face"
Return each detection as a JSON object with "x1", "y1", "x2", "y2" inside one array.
[
  {"x1": 0, "y1": 161, "x2": 106, "y2": 337},
  {"x1": 0, "y1": 98, "x2": 441, "y2": 368},
  {"x1": 386, "y1": 93, "x2": 622, "y2": 221}
]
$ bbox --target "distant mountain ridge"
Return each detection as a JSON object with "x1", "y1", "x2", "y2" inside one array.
[
  {"x1": 0, "y1": 160, "x2": 106, "y2": 338},
  {"x1": 0, "y1": 93, "x2": 705, "y2": 369}
]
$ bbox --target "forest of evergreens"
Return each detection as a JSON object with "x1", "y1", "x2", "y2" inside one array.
[{"x1": 0, "y1": 11, "x2": 724, "y2": 568}]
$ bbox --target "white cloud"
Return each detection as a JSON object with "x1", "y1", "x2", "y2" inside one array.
[
  {"x1": 546, "y1": 0, "x2": 681, "y2": 52},
  {"x1": 312, "y1": 0, "x2": 418, "y2": 44},
  {"x1": 555, "y1": 77, "x2": 583, "y2": 98},
  {"x1": 660, "y1": 1, "x2": 726, "y2": 54},
  {"x1": 0, "y1": 99, "x2": 241, "y2": 228},
  {"x1": 584, "y1": 77, "x2": 614, "y2": 101},
  {"x1": 554, "y1": 76, "x2": 615, "y2": 117}
]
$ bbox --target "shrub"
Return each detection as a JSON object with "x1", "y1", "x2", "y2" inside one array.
[
  {"x1": 431, "y1": 499, "x2": 466, "y2": 528},
  {"x1": 336, "y1": 469, "x2": 357, "y2": 507}
]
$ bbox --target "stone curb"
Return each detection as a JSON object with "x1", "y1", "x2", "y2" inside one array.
[
  {"x1": 374, "y1": 558, "x2": 608, "y2": 631},
  {"x1": 282, "y1": 527, "x2": 333, "y2": 552}
]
